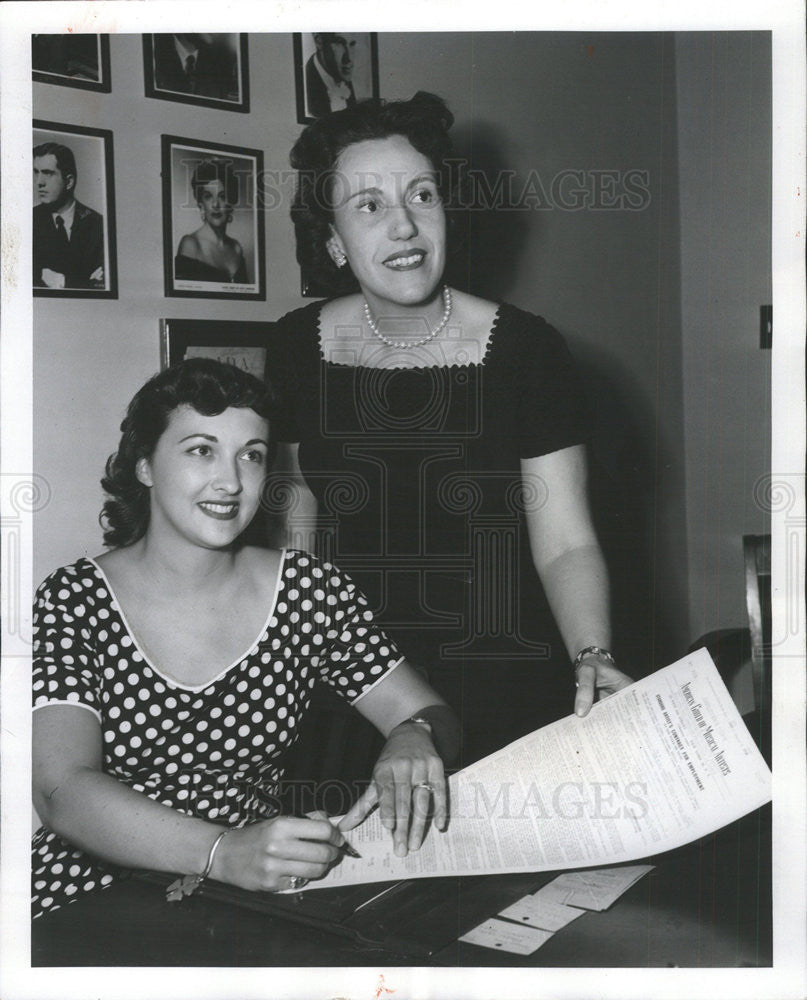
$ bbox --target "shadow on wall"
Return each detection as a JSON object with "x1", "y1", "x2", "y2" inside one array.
[
  {"x1": 446, "y1": 121, "x2": 533, "y2": 302},
  {"x1": 447, "y1": 122, "x2": 678, "y2": 677},
  {"x1": 576, "y1": 345, "x2": 679, "y2": 677}
]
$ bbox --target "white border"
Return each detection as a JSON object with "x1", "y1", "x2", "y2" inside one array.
[{"x1": 2, "y1": 2, "x2": 805, "y2": 999}]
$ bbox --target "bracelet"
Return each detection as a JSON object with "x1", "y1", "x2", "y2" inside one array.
[
  {"x1": 166, "y1": 828, "x2": 231, "y2": 903},
  {"x1": 395, "y1": 715, "x2": 433, "y2": 736},
  {"x1": 573, "y1": 646, "x2": 616, "y2": 670}
]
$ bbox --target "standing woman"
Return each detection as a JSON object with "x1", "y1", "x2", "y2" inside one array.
[
  {"x1": 268, "y1": 93, "x2": 633, "y2": 766},
  {"x1": 174, "y1": 158, "x2": 247, "y2": 283}
]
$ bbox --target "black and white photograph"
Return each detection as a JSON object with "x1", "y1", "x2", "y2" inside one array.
[
  {"x1": 294, "y1": 32, "x2": 378, "y2": 122},
  {"x1": 162, "y1": 135, "x2": 264, "y2": 299},
  {"x1": 32, "y1": 33, "x2": 111, "y2": 92},
  {"x1": 32, "y1": 120, "x2": 117, "y2": 297},
  {"x1": 1, "y1": 8, "x2": 805, "y2": 1000},
  {"x1": 143, "y1": 33, "x2": 249, "y2": 111}
]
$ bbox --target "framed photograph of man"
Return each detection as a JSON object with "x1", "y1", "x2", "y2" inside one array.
[
  {"x1": 32, "y1": 33, "x2": 111, "y2": 92},
  {"x1": 143, "y1": 34, "x2": 249, "y2": 112},
  {"x1": 160, "y1": 318, "x2": 270, "y2": 380},
  {"x1": 32, "y1": 120, "x2": 118, "y2": 298},
  {"x1": 162, "y1": 135, "x2": 265, "y2": 300},
  {"x1": 293, "y1": 32, "x2": 379, "y2": 124}
]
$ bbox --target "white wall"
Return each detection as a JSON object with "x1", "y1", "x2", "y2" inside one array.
[
  {"x1": 33, "y1": 31, "x2": 771, "y2": 670},
  {"x1": 676, "y1": 32, "x2": 772, "y2": 640}
]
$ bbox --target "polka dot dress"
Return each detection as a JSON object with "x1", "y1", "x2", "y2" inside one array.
[{"x1": 31, "y1": 550, "x2": 402, "y2": 920}]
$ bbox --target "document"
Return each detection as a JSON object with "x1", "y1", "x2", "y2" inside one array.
[
  {"x1": 459, "y1": 918, "x2": 553, "y2": 955},
  {"x1": 301, "y1": 649, "x2": 771, "y2": 890},
  {"x1": 534, "y1": 865, "x2": 654, "y2": 911}
]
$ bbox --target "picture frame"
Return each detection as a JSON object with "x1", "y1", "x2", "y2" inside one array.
[
  {"x1": 32, "y1": 120, "x2": 118, "y2": 299},
  {"x1": 161, "y1": 134, "x2": 265, "y2": 300},
  {"x1": 293, "y1": 32, "x2": 379, "y2": 124},
  {"x1": 160, "y1": 318, "x2": 270, "y2": 380},
  {"x1": 32, "y1": 33, "x2": 111, "y2": 93},
  {"x1": 143, "y1": 34, "x2": 249, "y2": 113}
]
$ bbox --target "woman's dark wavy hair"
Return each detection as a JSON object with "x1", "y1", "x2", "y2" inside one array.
[
  {"x1": 290, "y1": 91, "x2": 462, "y2": 294},
  {"x1": 191, "y1": 158, "x2": 240, "y2": 206},
  {"x1": 100, "y1": 358, "x2": 277, "y2": 549}
]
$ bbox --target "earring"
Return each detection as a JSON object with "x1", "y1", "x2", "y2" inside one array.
[{"x1": 327, "y1": 241, "x2": 347, "y2": 268}]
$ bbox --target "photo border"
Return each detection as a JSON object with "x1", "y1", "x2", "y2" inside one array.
[
  {"x1": 293, "y1": 31, "x2": 379, "y2": 125},
  {"x1": 142, "y1": 33, "x2": 250, "y2": 113},
  {"x1": 160, "y1": 133, "x2": 266, "y2": 301},
  {"x1": 32, "y1": 118, "x2": 118, "y2": 300},
  {"x1": 32, "y1": 33, "x2": 111, "y2": 93}
]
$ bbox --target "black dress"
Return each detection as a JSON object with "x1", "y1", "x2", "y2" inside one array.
[{"x1": 266, "y1": 300, "x2": 588, "y2": 763}]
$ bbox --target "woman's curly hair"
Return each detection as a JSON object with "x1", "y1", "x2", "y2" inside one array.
[
  {"x1": 290, "y1": 91, "x2": 463, "y2": 294},
  {"x1": 100, "y1": 358, "x2": 277, "y2": 549},
  {"x1": 191, "y1": 158, "x2": 240, "y2": 206}
]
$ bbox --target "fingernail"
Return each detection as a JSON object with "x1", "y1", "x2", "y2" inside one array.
[{"x1": 394, "y1": 843, "x2": 407, "y2": 857}]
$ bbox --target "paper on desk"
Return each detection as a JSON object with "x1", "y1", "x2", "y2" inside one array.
[
  {"x1": 498, "y1": 893, "x2": 585, "y2": 932},
  {"x1": 536, "y1": 865, "x2": 654, "y2": 911},
  {"x1": 299, "y1": 649, "x2": 771, "y2": 890},
  {"x1": 459, "y1": 917, "x2": 553, "y2": 955}
]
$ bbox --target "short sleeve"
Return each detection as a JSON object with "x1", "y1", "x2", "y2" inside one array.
[
  {"x1": 264, "y1": 317, "x2": 300, "y2": 444},
  {"x1": 314, "y1": 560, "x2": 403, "y2": 704},
  {"x1": 513, "y1": 313, "x2": 588, "y2": 459},
  {"x1": 32, "y1": 565, "x2": 102, "y2": 719}
]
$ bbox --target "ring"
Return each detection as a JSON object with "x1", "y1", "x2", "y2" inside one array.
[
  {"x1": 287, "y1": 875, "x2": 308, "y2": 891},
  {"x1": 413, "y1": 782, "x2": 436, "y2": 794}
]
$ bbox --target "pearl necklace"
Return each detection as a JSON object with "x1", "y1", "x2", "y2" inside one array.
[{"x1": 363, "y1": 286, "x2": 452, "y2": 349}]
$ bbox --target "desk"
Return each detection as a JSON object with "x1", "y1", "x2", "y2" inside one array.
[{"x1": 32, "y1": 805, "x2": 770, "y2": 968}]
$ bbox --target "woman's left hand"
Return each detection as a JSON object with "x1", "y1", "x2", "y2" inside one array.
[
  {"x1": 574, "y1": 655, "x2": 633, "y2": 717},
  {"x1": 338, "y1": 722, "x2": 447, "y2": 857}
]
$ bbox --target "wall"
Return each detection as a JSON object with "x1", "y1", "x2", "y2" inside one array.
[
  {"x1": 676, "y1": 32, "x2": 772, "y2": 639},
  {"x1": 33, "y1": 31, "x2": 770, "y2": 670}
]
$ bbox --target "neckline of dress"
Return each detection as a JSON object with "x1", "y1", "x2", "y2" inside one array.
[
  {"x1": 314, "y1": 299, "x2": 505, "y2": 372},
  {"x1": 83, "y1": 551, "x2": 287, "y2": 693}
]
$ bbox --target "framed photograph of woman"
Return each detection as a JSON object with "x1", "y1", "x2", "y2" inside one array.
[
  {"x1": 161, "y1": 135, "x2": 265, "y2": 300},
  {"x1": 144, "y1": 34, "x2": 249, "y2": 112},
  {"x1": 32, "y1": 120, "x2": 118, "y2": 298},
  {"x1": 32, "y1": 33, "x2": 111, "y2": 92},
  {"x1": 293, "y1": 32, "x2": 378, "y2": 124}
]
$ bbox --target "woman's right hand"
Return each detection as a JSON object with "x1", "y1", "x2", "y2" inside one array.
[{"x1": 210, "y1": 812, "x2": 344, "y2": 892}]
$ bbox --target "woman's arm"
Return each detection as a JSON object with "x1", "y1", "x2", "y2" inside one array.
[
  {"x1": 34, "y1": 705, "x2": 344, "y2": 891},
  {"x1": 521, "y1": 444, "x2": 633, "y2": 716},
  {"x1": 267, "y1": 442, "x2": 319, "y2": 550},
  {"x1": 341, "y1": 662, "x2": 461, "y2": 856}
]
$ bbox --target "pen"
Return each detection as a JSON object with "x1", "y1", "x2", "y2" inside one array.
[{"x1": 338, "y1": 838, "x2": 361, "y2": 859}]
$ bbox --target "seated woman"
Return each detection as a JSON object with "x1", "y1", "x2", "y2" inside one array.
[
  {"x1": 32, "y1": 358, "x2": 459, "y2": 920},
  {"x1": 174, "y1": 158, "x2": 248, "y2": 283}
]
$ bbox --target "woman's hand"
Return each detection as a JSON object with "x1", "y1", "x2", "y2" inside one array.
[
  {"x1": 211, "y1": 812, "x2": 344, "y2": 892},
  {"x1": 339, "y1": 722, "x2": 448, "y2": 857},
  {"x1": 574, "y1": 655, "x2": 633, "y2": 717}
]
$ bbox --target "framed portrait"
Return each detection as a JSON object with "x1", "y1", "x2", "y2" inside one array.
[
  {"x1": 293, "y1": 32, "x2": 379, "y2": 124},
  {"x1": 32, "y1": 120, "x2": 118, "y2": 299},
  {"x1": 143, "y1": 34, "x2": 249, "y2": 112},
  {"x1": 32, "y1": 33, "x2": 111, "y2": 92},
  {"x1": 161, "y1": 135, "x2": 265, "y2": 300},
  {"x1": 160, "y1": 318, "x2": 270, "y2": 380}
]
